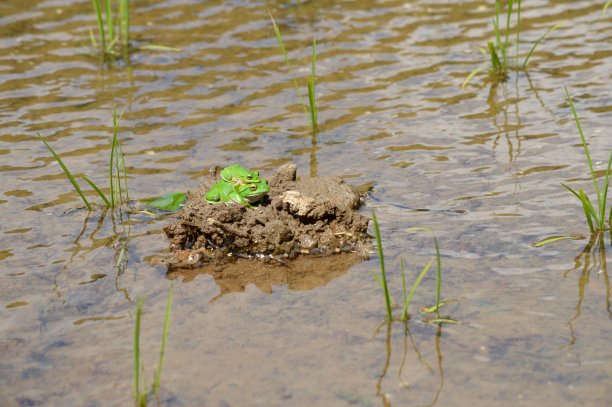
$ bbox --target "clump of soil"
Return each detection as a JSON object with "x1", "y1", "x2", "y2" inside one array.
[{"x1": 163, "y1": 163, "x2": 369, "y2": 268}]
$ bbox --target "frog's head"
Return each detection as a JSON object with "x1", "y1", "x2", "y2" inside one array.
[
  {"x1": 221, "y1": 164, "x2": 261, "y2": 184},
  {"x1": 237, "y1": 179, "x2": 270, "y2": 203}
]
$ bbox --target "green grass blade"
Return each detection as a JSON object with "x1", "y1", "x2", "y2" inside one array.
[
  {"x1": 515, "y1": 0, "x2": 521, "y2": 67},
  {"x1": 604, "y1": 0, "x2": 612, "y2": 14},
  {"x1": 503, "y1": 0, "x2": 514, "y2": 68},
  {"x1": 428, "y1": 318, "x2": 460, "y2": 324},
  {"x1": 104, "y1": 0, "x2": 114, "y2": 46},
  {"x1": 400, "y1": 258, "x2": 407, "y2": 318},
  {"x1": 269, "y1": 10, "x2": 308, "y2": 115},
  {"x1": 109, "y1": 107, "x2": 127, "y2": 207},
  {"x1": 307, "y1": 77, "x2": 317, "y2": 131},
  {"x1": 406, "y1": 227, "x2": 442, "y2": 312},
  {"x1": 421, "y1": 301, "x2": 451, "y2": 313},
  {"x1": 579, "y1": 190, "x2": 597, "y2": 232},
  {"x1": 88, "y1": 28, "x2": 98, "y2": 48},
  {"x1": 494, "y1": 1, "x2": 501, "y2": 48},
  {"x1": 580, "y1": 191, "x2": 599, "y2": 223},
  {"x1": 106, "y1": 36, "x2": 119, "y2": 53},
  {"x1": 487, "y1": 42, "x2": 501, "y2": 71},
  {"x1": 39, "y1": 136, "x2": 92, "y2": 211},
  {"x1": 307, "y1": 36, "x2": 318, "y2": 131},
  {"x1": 154, "y1": 284, "x2": 174, "y2": 398},
  {"x1": 134, "y1": 297, "x2": 144, "y2": 403},
  {"x1": 462, "y1": 66, "x2": 485, "y2": 88},
  {"x1": 92, "y1": 0, "x2": 106, "y2": 52},
  {"x1": 116, "y1": 137, "x2": 129, "y2": 205},
  {"x1": 522, "y1": 23, "x2": 562, "y2": 68},
  {"x1": 371, "y1": 210, "x2": 393, "y2": 321},
  {"x1": 433, "y1": 234, "x2": 441, "y2": 308},
  {"x1": 370, "y1": 270, "x2": 384, "y2": 289},
  {"x1": 566, "y1": 87, "x2": 601, "y2": 209},
  {"x1": 141, "y1": 44, "x2": 182, "y2": 52},
  {"x1": 120, "y1": 0, "x2": 130, "y2": 48},
  {"x1": 563, "y1": 183, "x2": 597, "y2": 232},
  {"x1": 401, "y1": 258, "x2": 434, "y2": 321},
  {"x1": 119, "y1": 0, "x2": 125, "y2": 42},
  {"x1": 599, "y1": 151, "x2": 612, "y2": 223},
  {"x1": 531, "y1": 235, "x2": 583, "y2": 248},
  {"x1": 80, "y1": 174, "x2": 111, "y2": 207},
  {"x1": 561, "y1": 183, "x2": 581, "y2": 200},
  {"x1": 109, "y1": 109, "x2": 117, "y2": 207}
]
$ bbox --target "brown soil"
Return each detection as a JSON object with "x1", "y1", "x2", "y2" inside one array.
[{"x1": 163, "y1": 164, "x2": 370, "y2": 269}]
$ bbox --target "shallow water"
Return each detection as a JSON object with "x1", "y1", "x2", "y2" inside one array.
[{"x1": 1, "y1": 0, "x2": 611, "y2": 405}]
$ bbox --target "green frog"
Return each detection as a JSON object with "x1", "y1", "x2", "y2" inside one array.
[
  {"x1": 205, "y1": 179, "x2": 270, "y2": 207},
  {"x1": 220, "y1": 164, "x2": 262, "y2": 185}
]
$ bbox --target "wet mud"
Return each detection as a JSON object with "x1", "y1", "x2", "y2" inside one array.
[{"x1": 163, "y1": 164, "x2": 370, "y2": 268}]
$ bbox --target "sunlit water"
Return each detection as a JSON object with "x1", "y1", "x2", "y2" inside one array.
[{"x1": 1, "y1": 0, "x2": 611, "y2": 405}]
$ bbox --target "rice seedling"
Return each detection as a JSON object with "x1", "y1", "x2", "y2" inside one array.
[
  {"x1": 561, "y1": 87, "x2": 612, "y2": 233},
  {"x1": 370, "y1": 210, "x2": 447, "y2": 322},
  {"x1": 269, "y1": 11, "x2": 318, "y2": 132},
  {"x1": 462, "y1": 0, "x2": 561, "y2": 87},
  {"x1": 400, "y1": 257, "x2": 434, "y2": 322},
  {"x1": 39, "y1": 107, "x2": 129, "y2": 210},
  {"x1": 371, "y1": 210, "x2": 392, "y2": 320},
  {"x1": 405, "y1": 227, "x2": 443, "y2": 315},
  {"x1": 134, "y1": 284, "x2": 174, "y2": 406},
  {"x1": 90, "y1": 0, "x2": 130, "y2": 56}
]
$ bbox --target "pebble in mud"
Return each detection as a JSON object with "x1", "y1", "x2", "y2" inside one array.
[{"x1": 163, "y1": 163, "x2": 370, "y2": 268}]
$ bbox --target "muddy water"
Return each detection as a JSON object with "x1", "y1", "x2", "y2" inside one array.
[{"x1": 1, "y1": 0, "x2": 611, "y2": 405}]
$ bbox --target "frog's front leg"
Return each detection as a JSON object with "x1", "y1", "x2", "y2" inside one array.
[
  {"x1": 204, "y1": 188, "x2": 221, "y2": 204},
  {"x1": 228, "y1": 185, "x2": 253, "y2": 207},
  {"x1": 229, "y1": 192, "x2": 253, "y2": 207}
]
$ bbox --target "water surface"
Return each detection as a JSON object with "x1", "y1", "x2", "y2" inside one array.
[{"x1": 1, "y1": 0, "x2": 611, "y2": 405}]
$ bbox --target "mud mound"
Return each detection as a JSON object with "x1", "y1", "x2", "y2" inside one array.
[{"x1": 163, "y1": 164, "x2": 369, "y2": 268}]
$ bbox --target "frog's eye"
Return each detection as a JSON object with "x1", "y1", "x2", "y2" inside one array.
[
  {"x1": 250, "y1": 184, "x2": 257, "y2": 191},
  {"x1": 245, "y1": 175, "x2": 252, "y2": 181}
]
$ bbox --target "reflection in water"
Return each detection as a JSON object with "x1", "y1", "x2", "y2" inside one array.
[
  {"x1": 374, "y1": 322, "x2": 445, "y2": 407},
  {"x1": 53, "y1": 206, "x2": 132, "y2": 302},
  {"x1": 166, "y1": 252, "x2": 364, "y2": 301},
  {"x1": 486, "y1": 80, "x2": 523, "y2": 164},
  {"x1": 469, "y1": 69, "x2": 560, "y2": 167},
  {"x1": 564, "y1": 231, "x2": 612, "y2": 346}
]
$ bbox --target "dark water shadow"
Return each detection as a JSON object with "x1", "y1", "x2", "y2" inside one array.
[
  {"x1": 165, "y1": 252, "x2": 365, "y2": 301},
  {"x1": 373, "y1": 321, "x2": 444, "y2": 407},
  {"x1": 564, "y1": 231, "x2": 612, "y2": 346}
]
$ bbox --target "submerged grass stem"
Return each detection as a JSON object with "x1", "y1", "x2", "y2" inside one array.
[{"x1": 269, "y1": 10, "x2": 319, "y2": 132}]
